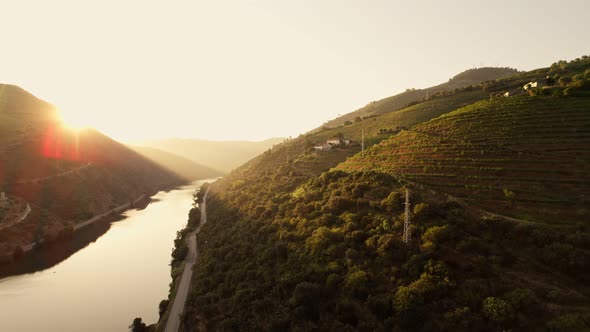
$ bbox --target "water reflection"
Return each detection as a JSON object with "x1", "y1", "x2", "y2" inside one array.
[{"x1": 0, "y1": 179, "x2": 211, "y2": 332}]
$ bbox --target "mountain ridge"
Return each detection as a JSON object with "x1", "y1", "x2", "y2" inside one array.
[
  {"x1": 318, "y1": 67, "x2": 518, "y2": 130},
  {"x1": 141, "y1": 137, "x2": 286, "y2": 173}
]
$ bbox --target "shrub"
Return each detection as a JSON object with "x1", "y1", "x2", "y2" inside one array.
[
  {"x1": 482, "y1": 297, "x2": 514, "y2": 322},
  {"x1": 345, "y1": 270, "x2": 369, "y2": 297},
  {"x1": 421, "y1": 225, "x2": 450, "y2": 253},
  {"x1": 394, "y1": 285, "x2": 422, "y2": 313},
  {"x1": 381, "y1": 191, "x2": 403, "y2": 212},
  {"x1": 558, "y1": 76, "x2": 572, "y2": 86},
  {"x1": 572, "y1": 74, "x2": 585, "y2": 81},
  {"x1": 291, "y1": 282, "x2": 321, "y2": 307}
]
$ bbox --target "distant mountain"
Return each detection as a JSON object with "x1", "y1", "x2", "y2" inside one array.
[
  {"x1": 320, "y1": 67, "x2": 518, "y2": 129},
  {"x1": 130, "y1": 146, "x2": 222, "y2": 180},
  {"x1": 0, "y1": 84, "x2": 185, "y2": 260},
  {"x1": 141, "y1": 137, "x2": 285, "y2": 173}
]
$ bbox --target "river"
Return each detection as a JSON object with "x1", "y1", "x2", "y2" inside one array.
[{"x1": 0, "y1": 179, "x2": 213, "y2": 332}]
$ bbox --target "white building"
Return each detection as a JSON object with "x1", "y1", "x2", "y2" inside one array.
[
  {"x1": 326, "y1": 138, "x2": 352, "y2": 146},
  {"x1": 523, "y1": 81, "x2": 538, "y2": 90},
  {"x1": 327, "y1": 138, "x2": 342, "y2": 145},
  {"x1": 314, "y1": 143, "x2": 333, "y2": 151}
]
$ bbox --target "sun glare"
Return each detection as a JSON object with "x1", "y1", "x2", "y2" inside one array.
[{"x1": 58, "y1": 107, "x2": 93, "y2": 130}]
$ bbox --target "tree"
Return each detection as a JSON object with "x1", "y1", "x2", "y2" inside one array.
[
  {"x1": 129, "y1": 317, "x2": 147, "y2": 332},
  {"x1": 345, "y1": 270, "x2": 369, "y2": 297},
  {"x1": 159, "y1": 299, "x2": 169, "y2": 319},
  {"x1": 482, "y1": 297, "x2": 514, "y2": 322}
]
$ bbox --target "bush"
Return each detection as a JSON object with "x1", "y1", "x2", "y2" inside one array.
[
  {"x1": 503, "y1": 288, "x2": 536, "y2": 310},
  {"x1": 421, "y1": 225, "x2": 450, "y2": 252},
  {"x1": 291, "y1": 282, "x2": 321, "y2": 307},
  {"x1": 345, "y1": 270, "x2": 369, "y2": 297},
  {"x1": 482, "y1": 297, "x2": 514, "y2": 322},
  {"x1": 572, "y1": 74, "x2": 585, "y2": 81},
  {"x1": 394, "y1": 285, "x2": 422, "y2": 313},
  {"x1": 381, "y1": 191, "x2": 403, "y2": 212},
  {"x1": 558, "y1": 76, "x2": 572, "y2": 86}
]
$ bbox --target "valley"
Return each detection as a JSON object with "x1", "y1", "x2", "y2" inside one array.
[{"x1": 2, "y1": 3, "x2": 589, "y2": 332}]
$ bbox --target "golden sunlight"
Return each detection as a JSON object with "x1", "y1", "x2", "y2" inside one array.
[{"x1": 58, "y1": 107, "x2": 94, "y2": 130}]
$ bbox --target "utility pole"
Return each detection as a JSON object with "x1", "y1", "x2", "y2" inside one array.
[
  {"x1": 361, "y1": 128, "x2": 365, "y2": 155},
  {"x1": 403, "y1": 188, "x2": 411, "y2": 244}
]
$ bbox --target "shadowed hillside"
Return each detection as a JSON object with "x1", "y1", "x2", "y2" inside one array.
[{"x1": 0, "y1": 84, "x2": 185, "y2": 262}]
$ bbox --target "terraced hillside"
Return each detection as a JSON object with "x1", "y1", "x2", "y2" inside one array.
[
  {"x1": 320, "y1": 67, "x2": 517, "y2": 129},
  {"x1": 314, "y1": 90, "x2": 487, "y2": 146},
  {"x1": 337, "y1": 95, "x2": 590, "y2": 223}
]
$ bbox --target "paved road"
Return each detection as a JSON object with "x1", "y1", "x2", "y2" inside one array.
[
  {"x1": 0, "y1": 203, "x2": 31, "y2": 232},
  {"x1": 164, "y1": 188, "x2": 209, "y2": 332},
  {"x1": 15, "y1": 163, "x2": 92, "y2": 185}
]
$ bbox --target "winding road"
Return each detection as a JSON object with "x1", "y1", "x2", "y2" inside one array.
[
  {"x1": 14, "y1": 162, "x2": 92, "y2": 185},
  {"x1": 164, "y1": 188, "x2": 209, "y2": 332}
]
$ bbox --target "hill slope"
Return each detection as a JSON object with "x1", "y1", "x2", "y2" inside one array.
[
  {"x1": 130, "y1": 146, "x2": 222, "y2": 180},
  {"x1": 157, "y1": 57, "x2": 590, "y2": 331},
  {"x1": 320, "y1": 67, "x2": 518, "y2": 129},
  {"x1": 0, "y1": 84, "x2": 185, "y2": 260},
  {"x1": 337, "y1": 95, "x2": 590, "y2": 223},
  {"x1": 141, "y1": 137, "x2": 285, "y2": 173}
]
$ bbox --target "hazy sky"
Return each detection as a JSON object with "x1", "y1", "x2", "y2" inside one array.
[{"x1": 1, "y1": 0, "x2": 589, "y2": 142}]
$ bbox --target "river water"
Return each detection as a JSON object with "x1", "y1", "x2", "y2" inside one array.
[{"x1": 0, "y1": 179, "x2": 212, "y2": 332}]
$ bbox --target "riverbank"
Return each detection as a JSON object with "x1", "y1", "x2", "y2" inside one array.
[
  {"x1": 0, "y1": 179, "x2": 190, "y2": 268},
  {"x1": 0, "y1": 180, "x2": 212, "y2": 332}
]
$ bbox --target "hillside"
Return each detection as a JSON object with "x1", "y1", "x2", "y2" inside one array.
[
  {"x1": 155, "y1": 56, "x2": 590, "y2": 331},
  {"x1": 0, "y1": 84, "x2": 185, "y2": 262},
  {"x1": 141, "y1": 137, "x2": 285, "y2": 173},
  {"x1": 337, "y1": 96, "x2": 590, "y2": 223},
  {"x1": 320, "y1": 67, "x2": 518, "y2": 129},
  {"x1": 130, "y1": 146, "x2": 222, "y2": 181}
]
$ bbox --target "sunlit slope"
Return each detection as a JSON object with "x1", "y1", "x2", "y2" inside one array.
[
  {"x1": 315, "y1": 90, "x2": 487, "y2": 146},
  {"x1": 223, "y1": 89, "x2": 492, "y2": 193},
  {"x1": 131, "y1": 146, "x2": 223, "y2": 180},
  {"x1": 337, "y1": 96, "x2": 590, "y2": 223},
  {"x1": 142, "y1": 137, "x2": 286, "y2": 173},
  {"x1": 321, "y1": 67, "x2": 517, "y2": 129}
]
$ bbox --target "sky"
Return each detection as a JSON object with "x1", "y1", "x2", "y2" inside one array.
[{"x1": 1, "y1": 0, "x2": 589, "y2": 142}]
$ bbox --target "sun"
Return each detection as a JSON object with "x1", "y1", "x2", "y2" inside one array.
[{"x1": 57, "y1": 107, "x2": 94, "y2": 131}]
